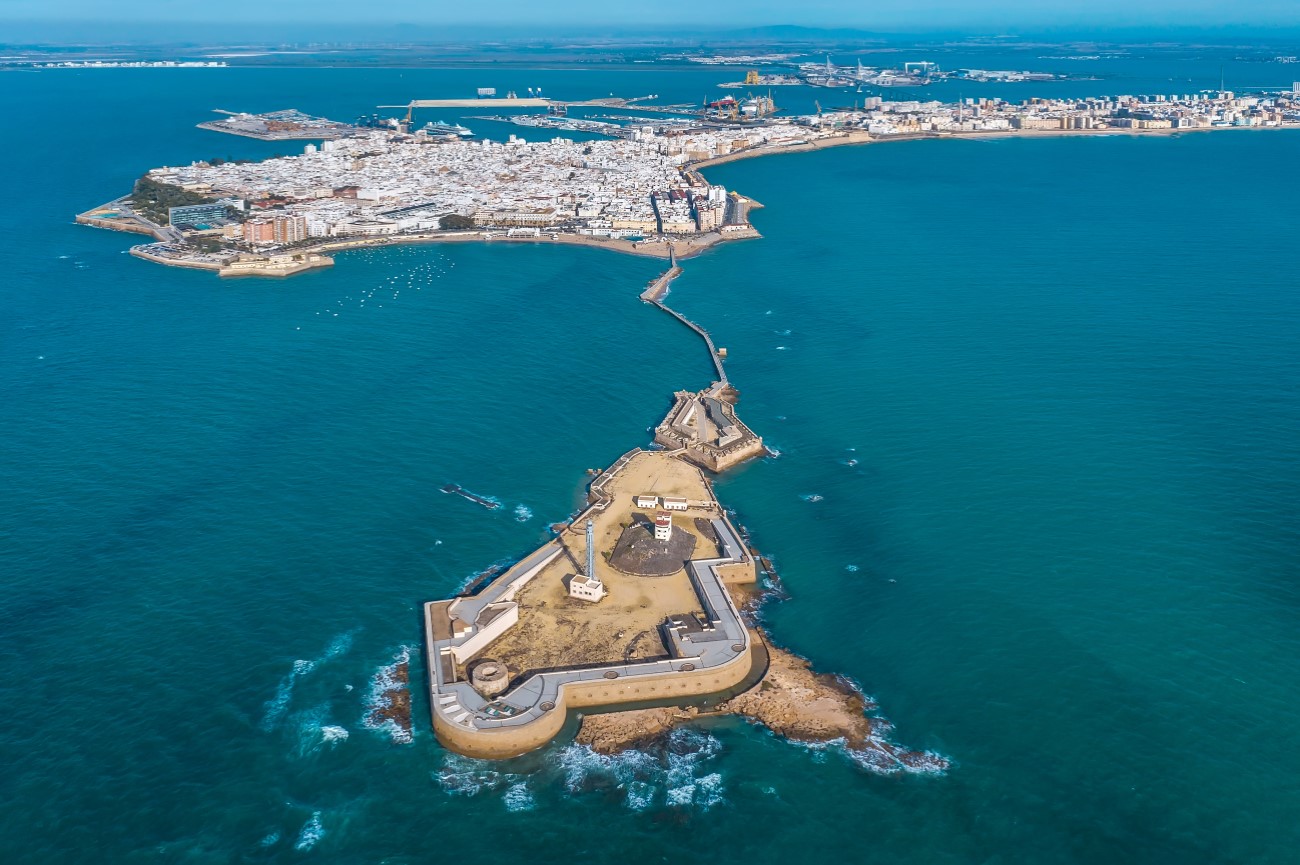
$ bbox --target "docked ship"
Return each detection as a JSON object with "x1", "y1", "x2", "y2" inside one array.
[{"x1": 421, "y1": 120, "x2": 474, "y2": 137}]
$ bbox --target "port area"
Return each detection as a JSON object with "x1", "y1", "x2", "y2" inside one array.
[
  {"x1": 197, "y1": 108, "x2": 359, "y2": 140},
  {"x1": 422, "y1": 448, "x2": 761, "y2": 759}
]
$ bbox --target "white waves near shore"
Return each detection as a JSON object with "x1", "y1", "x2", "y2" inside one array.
[{"x1": 261, "y1": 629, "x2": 358, "y2": 731}]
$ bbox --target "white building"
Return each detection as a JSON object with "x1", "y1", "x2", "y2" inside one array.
[
  {"x1": 654, "y1": 512, "x2": 673, "y2": 541},
  {"x1": 661, "y1": 496, "x2": 689, "y2": 511},
  {"x1": 635, "y1": 494, "x2": 659, "y2": 508},
  {"x1": 569, "y1": 573, "x2": 606, "y2": 602}
]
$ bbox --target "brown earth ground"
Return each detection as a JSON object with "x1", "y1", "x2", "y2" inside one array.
[{"x1": 473, "y1": 451, "x2": 722, "y2": 680}]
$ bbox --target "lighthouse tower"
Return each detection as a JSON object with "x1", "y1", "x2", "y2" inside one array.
[
  {"x1": 654, "y1": 511, "x2": 673, "y2": 541},
  {"x1": 568, "y1": 517, "x2": 605, "y2": 602}
]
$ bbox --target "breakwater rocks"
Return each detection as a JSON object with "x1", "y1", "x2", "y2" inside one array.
[
  {"x1": 576, "y1": 641, "x2": 950, "y2": 774},
  {"x1": 364, "y1": 649, "x2": 413, "y2": 744}
]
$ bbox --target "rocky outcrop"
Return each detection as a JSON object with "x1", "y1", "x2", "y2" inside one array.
[
  {"x1": 719, "y1": 643, "x2": 873, "y2": 747},
  {"x1": 573, "y1": 638, "x2": 950, "y2": 774},
  {"x1": 575, "y1": 706, "x2": 701, "y2": 754}
]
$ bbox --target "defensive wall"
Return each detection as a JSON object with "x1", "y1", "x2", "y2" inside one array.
[{"x1": 423, "y1": 453, "x2": 759, "y2": 759}]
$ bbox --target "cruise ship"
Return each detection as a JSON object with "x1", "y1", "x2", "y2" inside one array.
[{"x1": 421, "y1": 120, "x2": 474, "y2": 137}]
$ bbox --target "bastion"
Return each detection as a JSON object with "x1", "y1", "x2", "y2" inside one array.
[{"x1": 422, "y1": 448, "x2": 760, "y2": 759}]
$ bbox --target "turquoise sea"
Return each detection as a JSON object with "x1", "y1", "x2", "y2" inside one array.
[{"x1": 2, "y1": 61, "x2": 1300, "y2": 863}]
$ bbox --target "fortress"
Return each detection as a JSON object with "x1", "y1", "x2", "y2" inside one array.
[
  {"x1": 422, "y1": 447, "x2": 764, "y2": 758},
  {"x1": 653, "y1": 386, "x2": 766, "y2": 471}
]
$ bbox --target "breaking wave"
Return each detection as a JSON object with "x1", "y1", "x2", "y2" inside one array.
[
  {"x1": 514, "y1": 504, "x2": 533, "y2": 522},
  {"x1": 791, "y1": 733, "x2": 951, "y2": 777},
  {"x1": 436, "y1": 752, "x2": 524, "y2": 798},
  {"x1": 552, "y1": 728, "x2": 727, "y2": 812},
  {"x1": 362, "y1": 645, "x2": 414, "y2": 744},
  {"x1": 320, "y1": 725, "x2": 349, "y2": 746},
  {"x1": 503, "y1": 782, "x2": 536, "y2": 812},
  {"x1": 261, "y1": 629, "x2": 358, "y2": 731},
  {"x1": 800, "y1": 493, "x2": 824, "y2": 503},
  {"x1": 434, "y1": 729, "x2": 730, "y2": 812},
  {"x1": 294, "y1": 812, "x2": 324, "y2": 852}
]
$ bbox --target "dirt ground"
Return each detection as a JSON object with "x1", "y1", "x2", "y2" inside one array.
[{"x1": 475, "y1": 451, "x2": 722, "y2": 678}]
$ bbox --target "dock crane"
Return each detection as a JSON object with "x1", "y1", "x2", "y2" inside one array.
[{"x1": 814, "y1": 99, "x2": 825, "y2": 129}]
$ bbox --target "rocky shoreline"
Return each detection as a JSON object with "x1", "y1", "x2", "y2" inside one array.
[
  {"x1": 575, "y1": 547, "x2": 949, "y2": 773},
  {"x1": 365, "y1": 651, "x2": 413, "y2": 743},
  {"x1": 576, "y1": 637, "x2": 949, "y2": 774}
]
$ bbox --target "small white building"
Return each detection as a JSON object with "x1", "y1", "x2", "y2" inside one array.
[
  {"x1": 635, "y1": 494, "x2": 659, "y2": 508},
  {"x1": 654, "y1": 512, "x2": 673, "y2": 541},
  {"x1": 569, "y1": 573, "x2": 605, "y2": 603},
  {"x1": 661, "y1": 496, "x2": 689, "y2": 511}
]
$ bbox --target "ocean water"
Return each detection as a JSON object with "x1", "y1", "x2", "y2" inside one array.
[{"x1": 3, "y1": 64, "x2": 1300, "y2": 864}]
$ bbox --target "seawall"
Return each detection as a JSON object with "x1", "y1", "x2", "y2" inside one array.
[{"x1": 429, "y1": 633, "x2": 756, "y2": 759}]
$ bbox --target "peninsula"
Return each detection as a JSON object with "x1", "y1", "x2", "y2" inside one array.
[{"x1": 76, "y1": 88, "x2": 1300, "y2": 277}]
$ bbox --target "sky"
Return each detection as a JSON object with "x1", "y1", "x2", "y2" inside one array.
[{"x1": 2, "y1": 0, "x2": 1300, "y2": 39}]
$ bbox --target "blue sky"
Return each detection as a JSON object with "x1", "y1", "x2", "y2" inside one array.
[{"x1": 2, "y1": 0, "x2": 1299, "y2": 33}]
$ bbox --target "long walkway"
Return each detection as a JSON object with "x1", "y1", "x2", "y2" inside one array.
[{"x1": 641, "y1": 262, "x2": 728, "y2": 386}]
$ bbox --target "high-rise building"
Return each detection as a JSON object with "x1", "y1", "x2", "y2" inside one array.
[
  {"x1": 273, "y1": 215, "x2": 307, "y2": 244},
  {"x1": 243, "y1": 218, "x2": 275, "y2": 244}
]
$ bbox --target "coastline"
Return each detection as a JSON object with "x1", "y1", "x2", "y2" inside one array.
[{"x1": 79, "y1": 122, "x2": 1297, "y2": 278}]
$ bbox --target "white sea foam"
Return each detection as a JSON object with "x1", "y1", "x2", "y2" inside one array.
[
  {"x1": 845, "y1": 564, "x2": 860, "y2": 572},
  {"x1": 291, "y1": 704, "x2": 329, "y2": 757},
  {"x1": 261, "y1": 629, "x2": 358, "y2": 731},
  {"x1": 775, "y1": 345, "x2": 788, "y2": 351},
  {"x1": 320, "y1": 725, "x2": 349, "y2": 746},
  {"x1": 259, "y1": 830, "x2": 281, "y2": 847},
  {"x1": 514, "y1": 504, "x2": 533, "y2": 522},
  {"x1": 552, "y1": 728, "x2": 725, "y2": 811},
  {"x1": 362, "y1": 645, "x2": 414, "y2": 744},
  {"x1": 294, "y1": 812, "x2": 324, "y2": 852},
  {"x1": 503, "y1": 782, "x2": 536, "y2": 812},
  {"x1": 437, "y1": 753, "x2": 513, "y2": 796},
  {"x1": 800, "y1": 493, "x2": 824, "y2": 503}
]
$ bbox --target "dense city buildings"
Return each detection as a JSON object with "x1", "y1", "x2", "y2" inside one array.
[{"x1": 77, "y1": 88, "x2": 1300, "y2": 274}]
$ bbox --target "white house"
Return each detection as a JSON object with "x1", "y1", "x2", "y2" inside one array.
[
  {"x1": 635, "y1": 494, "x2": 659, "y2": 508},
  {"x1": 661, "y1": 496, "x2": 689, "y2": 511},
  {"x1": 569, "y1": 573, "x2": 606, "y2": 603}
]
